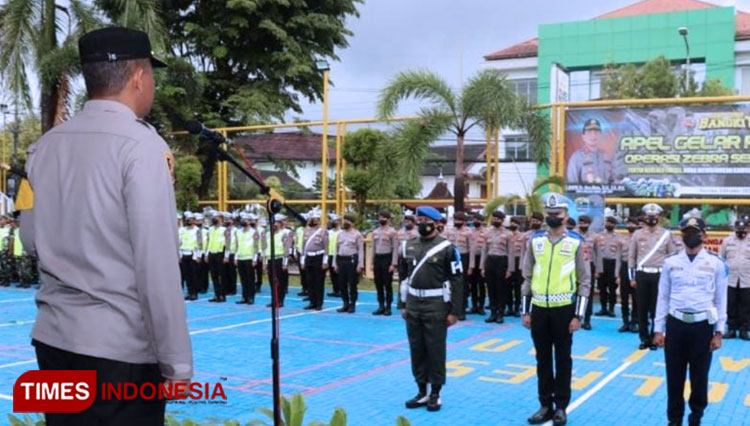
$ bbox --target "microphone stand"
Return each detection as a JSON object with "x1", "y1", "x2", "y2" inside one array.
[{"x1": 209, "y1": 142, "x2": 305, "y2": 426}]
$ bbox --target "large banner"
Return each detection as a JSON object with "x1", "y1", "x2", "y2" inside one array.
[{"x1": 565, "y1": 105, "x2": 750, "y2": 197}]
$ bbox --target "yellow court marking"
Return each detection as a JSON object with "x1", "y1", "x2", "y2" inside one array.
[
  {"x1": 572, "y1": 371, "x2": 603, "y2": 390},
  {"x1": 478, "y1": 364, "x2": 536, "y2": 384},
  {"x1": 572, "y1": 346, "x2": 609, "y2": 361},
  {"x1": 470, "y1": 338, "x2": 523, "y2": 353},
  {"x1": 745, "y1": 394, "x2": 750, "y2": 407},
  {"x1": 684, "y1": 381, "x2": 728, "y2": 404},
  {"x1": 718, "y1": 356, "x2": 750, "y2": 373},
  {"x1": 624, "y1": 349, "x2": 648, "y2": 364},
  {"x1": 622, "y1": 374, "x2": 664, "y2": 397},
  {"x1": 446, "y1": 360, "x2": 490, "y2": 378}
]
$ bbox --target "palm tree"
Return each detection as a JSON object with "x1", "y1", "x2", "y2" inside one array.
[
  {"x1": 377, "y1": 68, "x2": 549, "y2": 211},
  {"x1": 0, "y1": 0, "x2": 164, "y2": 133},
  {"x1": 484, "y1": 175, "x2": 566, "y2": 218}
]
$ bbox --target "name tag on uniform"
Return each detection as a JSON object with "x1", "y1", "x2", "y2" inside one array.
[{"x1": 560, "y1": 241, "x2": 573, "y2": 256}]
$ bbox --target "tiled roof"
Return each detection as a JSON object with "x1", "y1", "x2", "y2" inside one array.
[
  {"x1": 485, "y1": 0, "x2": 750, "y2": 60},
  {"x1": 425, "y1": 181, "x2": 453, "y2": 199},
  {"x1": 234, "y1": 132, "x2": 336, "y2": 162}
]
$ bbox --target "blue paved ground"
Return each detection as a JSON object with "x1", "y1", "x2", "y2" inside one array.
[{"x1": 1, "y1": 282, "x2": 750, "y2": 426}]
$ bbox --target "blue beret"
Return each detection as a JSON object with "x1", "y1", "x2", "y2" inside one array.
[
  {"x1": 416, "y1": 206, "x2": 443, "y2": 221},
  {"x1": 680, "y1": 217, "x2": 705, "y2": 231}
]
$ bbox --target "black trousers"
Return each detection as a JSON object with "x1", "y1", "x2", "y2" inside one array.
[
  {"x1": 305, "y1": 254, "x2": 325, "y2": 308},
  {"x1": 300, "y1": 266, "x2": 308, "y2": 293},
  {"x1": 599, "y1": 259, "x2": 618, "y2": 312},
  {"x1": 374, "y1": 253, "x2": 394, "y2": 307},
  {"x1": 485, "y1": 256, "x2": 508, "y2": 313},
  {"x1": 199, "y1": 258, "x2": 209, "y2": 293},
  {"x1": 207, "y1": 252, "x2": 225, "y2": 297},
  {"x1": 237, "y1": 259, "x2": 256, "y2": 301},
  {"x1": 329, "y1": 263, "x2": 340, "y2": 294},
  {"x1": 224, "y1": 254, "x2": 237, "y2": 295},
  {"x1": 636, "y1": 271, "x2": 660, "y2": 343},
  {"x1": 531, "y1": 304, "x2": 575, "y2": 410},
  {"x1": 506, "y1": 257, "x2": 522, "y2": 311},
  {"x1": 665, "y1": 315, "x2": 713, "y2": 424},
  {"x1": 584, "y1": 263, "x2": 595, "y2": 323},
  {"x1": 267, "y1": 258, "x2": 288, "y2": 304},
  {"x1": 337, "y1": 255, "x2": 359, "y2": 306},
  {"x1": 460, "y1": 254, "x2": 470, "y2": 314},
  {"x1": 405, "y1": 309, "x2": 448, "y2": 386},
  {"x1": 470, "y1": 255, "x2": 486, "y2": 310},
  {"x1": 728, "y1": 285, "x2": 750, "y2": 331},
  {"x1": 180, "y1": 254, "x2": 199, "y2": 296},
  {"x1": 620, "y1": 262, "x2": 637, "y2": 324},
  {"x1": 255, "y1": 259, "x2": 263, "y2": 291},
  {"x1": 33, "y1": 339, "x2": 165, "y2": 426}
]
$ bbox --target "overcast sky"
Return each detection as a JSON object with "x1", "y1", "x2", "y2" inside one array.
[{"x1": 293, "y1": 0, "x2": 750, "y2": 122}]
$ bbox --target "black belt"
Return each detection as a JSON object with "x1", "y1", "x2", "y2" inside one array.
[{"x1": 338, "y1": 255, "x2": 357, "y2": 259}]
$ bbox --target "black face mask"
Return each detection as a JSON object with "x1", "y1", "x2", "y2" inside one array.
[
  {"x1": 405, "y1": 222, "x2": 415, "y2": 230},
  {"x1": 454, "y1": 222, "x2": 464, "y2": 228},
  {"x1": 418, "y1": 222, "x2": 435, "y2": 236},
  {"x1": 343, "y1": 222, "x2": 352, "y2": 230},
  {"x1": 473, "y1": 221, "x2": 482, "y2": 228},
  {"x1": 579, "y1": 225, "x2": 589, "y2": 233},
  {"x1": 737, "y1": 231, "x2": 747, "y2": 239},
  {"x1": 530, "y1": 223, "x2": 542, "y2": 230},
  {"x1": 546, "y1": 216, "x2": 564, "y2": 228},
  {"x1": 211, "y1": 219, "x2": 219, "y2": 225},
  {"x1": 491, "y1": 221, "x2": 502, "y2": 228},
  {"x1": 379, "y1": 219, "x2": 388, "y2": 226},
  {"x1": 509, "y1": 225, "x2": 518, "y2": 231},
  {"x1": 309, "y1": 221, "x2": 318, "y2": 227},
  {"x1": 627, "y1": 226, "x2": 637, "y2": 233},
  {"x1": 646, "y1": 218, "x2": 659, "y2": 226},
  {"x1": 605, "y1": 225, "x2": 615, "y2": 231},
  {"x1": 682, "y1": 233, "x2": 702, "y2": 249}
]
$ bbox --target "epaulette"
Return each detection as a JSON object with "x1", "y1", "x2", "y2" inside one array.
[
  {"x1": 566, "y1": 230, "x2": 583, "y2": 240},
  {"x1": 665, "y1": 251, "x2": 681, "y2": 259},
  {"x1": 532, "y1": 230, "x2": 546, "y2": 238},
  {"x1": 135, "y1": 118, "x2": 155, "y2": 131}
]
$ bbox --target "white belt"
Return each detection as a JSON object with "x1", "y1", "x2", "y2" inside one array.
[
  {"x1": 638, "y1": 267, "x2": 662, "y2": 273},
  {"x1": 180, "y1": 250, "x2": 194, "y2": 256},
  {"x1": 670, "y1": 309, "x2": 708, "y2": 323},
  {"x1": 407, "y1": 286, "x2": 444, "y2": 298},
  {"x1": 306, "y1": 250, "x2": 325, "y2": 256}
]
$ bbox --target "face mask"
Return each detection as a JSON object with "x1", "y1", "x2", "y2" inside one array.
[
  {"x1": 211, "y1": 219, "x2": 219, "y2": 225},
  {"x1": 546, "y1": 216, "x2": 563, "y2": 228},
  {"x1": 309, "y1": 221, "x2": 318, "y2": 227},
  {"x1": 509, "y1": 225, "x2": 518, "y2": 231},
  {"x1": 627, "y1": 226, "x2": 637, "y2": 233},
  {"x1": 646, "y1": 218, "x2": 658, "y2": 226},
  {"x1": 343, "y1": 222, "x2": 352, "y2": 230},
  {"x1": 454, "y1": 222, "x2": 464, "y2": 228},
  {"x1": 605, "y1": 225, "x2": 615, "y2": 231},
  {"x1": 492, "y1": 221, "x2": 502, "y2": 228},
  {"x1": 736, "y1": 231, "x2": 746, "y2": 239},
  {"x1": 473, "y1": 221, "x2": 482, "y2": 228},
  {"x1": 530, "y1": 223, "x2": 542, "y2": 230},
  {"x1": 418, "y1": 222, "x2": 435, "y2": 236},
  {"x1": 682, "y1": 233, "x2": 702, "y2": 249},
  {"x1": 579, "y1": 225, "x2": 589, "y2": 233},
  {"x1": 379, "y1": 219, "x2": 388, "y2": 226},
  {"x1": 405, "y1": 222, "x2": 415, "y2": 230}
]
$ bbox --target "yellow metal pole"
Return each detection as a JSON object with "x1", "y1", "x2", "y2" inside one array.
[
  {"x1": 222, "y1": 130, "x2": 230, "y2": 212},
  {"x1": 216, "y1": 154, "x2": 223, "y2": 212},
  {"x1": 493, "y1": 128, "x2": 500, "y2": 199},
  {"x1": 334, "y1": 122, "x2": 342, "y2": 218},
  {"x1": 558, "y1": 105, "x2": 566, "y2": 181},
  {"x1": 550, "y1": 104, "x2": 557, "y2": 177},
  {"x1": 321, "y1": 69, "x2": 330, "y2": 227},
  {"x1": 606, "y1": 197, "x2": 750, "y2": 206},
  {"x1": 340, "y1": 124, "x2": 347, "y2": 217},
  {"x1": 170, "y1": 116, "x2": 418, "y2": 136},
  {"x1": 485, "y1": 127, "x2": 491, "y2": 200}
]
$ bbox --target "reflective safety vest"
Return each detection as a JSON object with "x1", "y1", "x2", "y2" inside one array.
[
  {"x1": 328, "y1": 229, "x2": 339, "y2": 256},
  {"x1": 12, "y1": 229, "x2": 23, "y2": 257},
  {"x1": 296, "y1": 227, "x2": 305, "y2": 252},
  {"x1": 529, "y1": 232, "x2": 581, "y2": 308},
  {"x1": 265, "y1": 229, "x2": 287, "y2": 259},
  {"x1": 206, "y1": 226, "x2": 226, "y2": 253},
  {"x1": 235, "y1": 228, "x2": 258, "y2": 260},
  {"x1": 179, "y1": 227, "x2": 200, "y2": 251}
]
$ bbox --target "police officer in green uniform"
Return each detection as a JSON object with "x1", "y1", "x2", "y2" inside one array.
[
  {"x1": 522, "y1": 193, "x2": 591, "y2": 426},
  {"x1": 401, "y1": 206, "x2": 463, "y2": 412}
]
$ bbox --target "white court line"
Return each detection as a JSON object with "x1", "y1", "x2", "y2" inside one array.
[
  {"x1": 0, "y1": 393, "x2": 12, "y2": 400},
  {"x1": 0, "y1": 298, "x2": 33, "y2": 304},
  {"x1": 0, "y1": 360, "x2": 36, "y2": 369},
  {"x1": 542, "y1": 361, "x2": 633, "y2": 426},
  {"x1": 0, "y1": 320, "x2": 34, "y2": 327},
  {"x1": 189, "y1": 307, "x2": 338, "y2": 335}
]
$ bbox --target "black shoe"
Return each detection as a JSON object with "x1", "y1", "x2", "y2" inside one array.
[
  {"x1": 185, "y1": 294, "x2": 198, "y2": 301},
  {"x1": 496, "y1": 315, "x2": 504, "y2": 324},
  {"x1": 527, "y1": 406, "x2": 554, "y2": 424},
  {"x1": 314, "y1": 305, "x2": 323, "y2": 311},
  {"x1": 618, "y1": 324, "x2": 630, "y2": 333},
  {"x1": 485, "y1": 311, "x2": 497, "y2": 323},
  {"x1": 302, "y1": 297, "x2": 310, "y2": 302},
  {"x1": 595, "y1": 309, "x2": 608, "y2": 316},
  {"x1": 337, "y1": 305, "x2": 349, "y2": 313},
  {"x1": 477, "y1": 308, "x2": 486, "y2": 316},
  {"x1": 347, "y1": 305, "x2": 356, "y2": 313},
  {"x1": 297, "y1": 291, "x2": 308, "y2": 296},
  {"x1": 236, "y1": 299, "x2": 249, "y2": 304},
  {"x1": 606, "y1": 311, "x2": 616, "y2": 318},
  {"x1": 552, "y1": 408, "x2": 567, "y2": 426},
  {"x1": 218, "y1": 296, "x2": 226, "y2": 302},
  {"x1": 630, "y1": 323, "x2": 639, "y2": 333},
  {"x1": 639, "y1": 342, "x2": 648, "y2": 350},
  {"x1": 649, "y1": 344, "x2": 658, "y2": 351},
  {"x1": 327, "y1": 292, "x2": 341, "y2": 297},
  {"x1": 513, "y1": 306, "x2": 521, "y2": 317},
  {"x1": 303, "y1": 304, "x2": 315, "y2": 310},
  {"x1": 208, "y1": 297, "x2": 221, "y2": 302},
  {"x1": 667, "y1": 421, "x2": 682, "y2": 426},
  {"x1": 247, "y1": 299, "x2": 255, "y2": 305},
  {"x1": 405, "y1": 392, "x2": 429, "y2": 409},
  {"x1": 740, "y1": 331, "x2": 750, "y2": 341},
  {"x1": 426, "y1": 393, "x2": 442, "y2": 412},
  {"x1": 582, "y1": 322, "x2": 592, "y2": 330},
  {"x1": 19, "y1": 284, "x2": 30, "y2": 288},
  {"x1": 226, "y1": 291, "x2": 236, "y2": 296},
  {"x1": 469, "y1": 306, "x2": 479, "y2": 314},
  {"x1": 372, "y1": 307, "x2": 385, "y2": 316},
  {"x1": 505, "y1": 308, "x2": 514, "y2": 317},
  {"x1": 726, "y1": 329, "x2": 737, "y2": 339},
  {"x1": 458, "y1": 314, "x2": 466, "y2": 321},
  {"x1": 384, "y1": 307, "x2": 392, "y2": 316},
  {"x1": 266, "y1": 302, "x2": 275, "y2": 308}
]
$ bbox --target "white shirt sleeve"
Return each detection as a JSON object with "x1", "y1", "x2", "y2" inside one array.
[
  {"x1": 653, "y1": 261, "x2": 672, "y2": 334},
  {"x1": 714, "y1": 257, "x2": 729, "y2": 334}
]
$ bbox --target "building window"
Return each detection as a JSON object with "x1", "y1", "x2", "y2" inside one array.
[
  {"x1": 504, "y1": 204, "x2": 526, "y2": 217},
  {"x1": 740, "y1": 67, "x2": 750, "y2": 94},
  {"x1": 510, "y1": 79, "x2": 537, "y2": 104},
  {"x1": 504, "y1": 134, "x2": 531, "y2": 161}
]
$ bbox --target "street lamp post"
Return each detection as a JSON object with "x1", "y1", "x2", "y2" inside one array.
[
  {"x1": 679, "y1": 26, "x2": 690, "y2": 92},
  {"x1": 0, "y1": 104, "x2": 8, "y2": 194},
  {"x1": 316, "y1": 59, "x2": 330, "y2": 228}
]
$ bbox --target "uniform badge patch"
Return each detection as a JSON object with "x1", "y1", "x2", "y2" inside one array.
[
  {"x1": 560, "y1": 241, "x2": 573, "y2": 256},
  {"x1": 165, "y1": 151, "x2": 175, "y2": 184},
  {"x1": 534, "y1": 241, "x2": 545, "y2": 253}
]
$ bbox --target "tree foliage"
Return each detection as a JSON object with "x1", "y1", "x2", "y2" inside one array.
[
  {"x1": 378, "y1": 68, "x2": 550, "y2": 211},
  {"x1": 174, "y1": 154, "x2": 203, "y2": 211}
]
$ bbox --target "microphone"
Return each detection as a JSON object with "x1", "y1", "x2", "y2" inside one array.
[{"x1": 185, "y1": 120, "x2": 232, "y2": 146}]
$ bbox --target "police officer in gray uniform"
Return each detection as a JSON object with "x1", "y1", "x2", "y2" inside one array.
[
  {"x1": 653, "y1": 217, "x2": 727, "y2": 426},
  {"x1": 566, "y1": 119, "x2": 615, "y2": 184},
  {"x1": 401, "y1": 206, "x2": 463, "y2": 412},
  {"x1": 20, "y1": 27, "x2": 192, "y2": 426}
]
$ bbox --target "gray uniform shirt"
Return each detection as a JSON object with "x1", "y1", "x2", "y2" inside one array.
[
  {"x1": 566, "y1": 149, "x2": 614, "y2": 184},
  {"x1": 720, "y1": 235, "x2": 750, "y2": 289},
  {"x1": 20, "y1": 100, "x2": 192, "y2": 380}
]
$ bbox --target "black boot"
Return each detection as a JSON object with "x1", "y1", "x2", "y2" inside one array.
[
  {"x1": 336, "y1": 305, "x2": 349, "y2": 313},
  {"x1": 527, "y1": 406, "x2": 554, "y2": 424},
  {"x1": 595, "y1": 308, "x2": 608, "y2": 316},
  {"x1": 477, "y1": 306, "x2": 486, "y2": 316},
  {"x1": 552, "y1": 408, "x2": 567, "y2": 426},
  {"x1": 496, "y1": 313, "x2": 504, "y2": 324},
  {"x1": 347, "y1": 304, "x2": 356, "y2": 313},
  {"x1": 303, "y1": 304, "x2": 315, "y2": 310},
  {"x1": 372, "y1": 306, "x2": 385, "y2": 315},
  {"x1": 485, "y1": 309, "x2": 497, "y2": 323},
  {"x1": 618, "y1": 323, "x2": 630, "y2": 333},
  {"x1": 236, "y1": 299, "x2": 249, "y2": 304},
  {"x1": 726, "y1": 328, "x2": 737, "y2": 339},
  {"x1": 740, "y1": 330, "x2": 750, "y2": 341},
  {"x1": 581, "y1": 322, "x2": 592, "y2": 330},
  {"x1": 426, "y1": 393, "x2": 442, "y2": 412},
  {"x1": 384, "y1": 306, "x2": 392, "y2": 316},
  {"x1": 405, "y1": 392, "x2": 429, "y2": 409}
]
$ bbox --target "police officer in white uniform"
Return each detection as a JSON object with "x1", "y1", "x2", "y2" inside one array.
[{"x1": 653, "y1": 217, "x2": 727, "y2": 426}]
